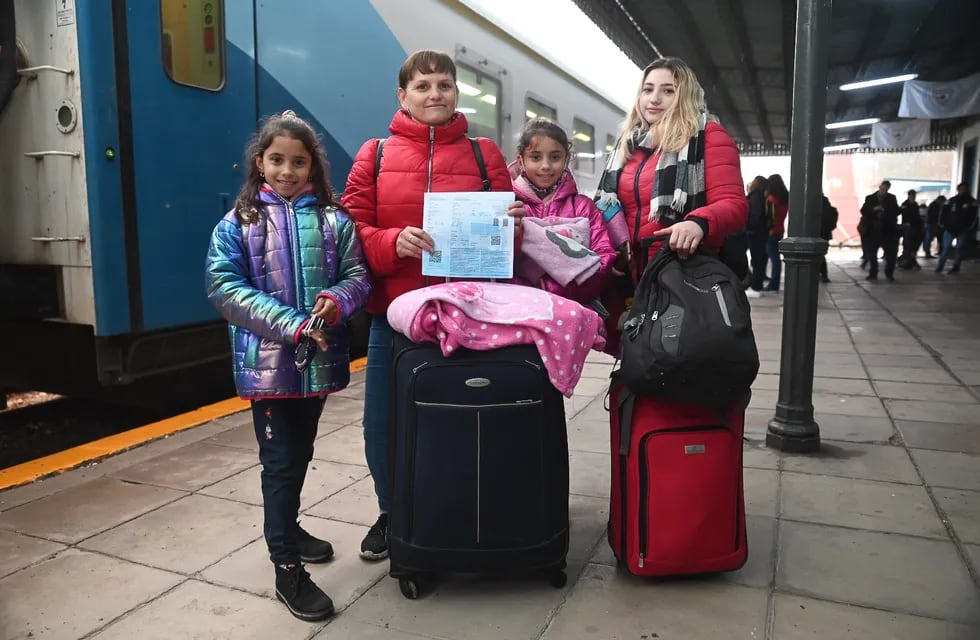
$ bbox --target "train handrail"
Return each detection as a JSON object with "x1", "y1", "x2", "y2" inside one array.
[
  {"x1": 31, "y1": 236, "x2": 86, "y2": 243},
  {"x1": 17, "y1": 65, "x2": 74, "y2": 77},
  {"x1": 24, "y1": 150, "x2": 80, "y2": 158}
]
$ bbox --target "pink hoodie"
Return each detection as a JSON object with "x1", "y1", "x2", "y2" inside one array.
[{"x1": 510, "y1": 163, "x2": 616, "y2": 303}]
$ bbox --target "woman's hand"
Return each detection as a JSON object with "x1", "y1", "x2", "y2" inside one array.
[
  {"x1": 311, "y1": 296, "x2": 338, "y2": 324},
  {"x1": 396, "y1": 226, "x2": 435, "y2": 259},
  {"x1": 651, "y1": 220, "x2": 705, "y2": 259},
  {"x1": 507, "y1": 200, "x2": 526, "y2": 235}
]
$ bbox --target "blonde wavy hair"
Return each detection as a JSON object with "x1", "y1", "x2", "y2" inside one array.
[{"x1": 614, "y1": 57, "x2": 706, "y2": 160}]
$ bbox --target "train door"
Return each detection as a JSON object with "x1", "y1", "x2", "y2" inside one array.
[{"x1": 121, "y1": 0, "x2": 256, "y2": 331}]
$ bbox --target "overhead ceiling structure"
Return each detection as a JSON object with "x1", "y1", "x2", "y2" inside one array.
[{"x1": 570, "y1": 0, "x2": 980, "y2": 155}]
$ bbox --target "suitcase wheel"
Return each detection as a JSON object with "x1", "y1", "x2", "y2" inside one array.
[
  {"x1": 548, "y1": 570, "x2": 567, "y2": 589},
  {"x1": 398, "y1": 577, "x2": 421, "y2": 600}
]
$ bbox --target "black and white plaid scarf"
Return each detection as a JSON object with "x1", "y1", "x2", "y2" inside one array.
[{"x1": 595, "y1": 116, "x2": 707, "y2": 229}]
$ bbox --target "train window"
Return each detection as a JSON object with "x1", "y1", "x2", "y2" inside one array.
[
  {"x1": 525, "y1": 96, "x2": 557, "y2": 123},
  {"x1": 604, "y1": 133, "x2": 616, "y2": 161},
  {"x1": 572, "y1": 117, "x2": 596, "y2": 174},
  {"x1": 160, "y1": 0, "x2": 225, "y2": 91},
  {"x1": 457, "y1": 64, "x2": 500, "y2": 145}
]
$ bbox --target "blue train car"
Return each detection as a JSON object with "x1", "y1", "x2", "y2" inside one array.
[{"x1": 0, "y1": 0, "x2": 623, "y2": 404}]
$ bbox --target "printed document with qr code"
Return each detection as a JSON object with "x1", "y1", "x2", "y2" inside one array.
[{"x1": 421, "y1": 191, "x2": 516, "y2": 279}]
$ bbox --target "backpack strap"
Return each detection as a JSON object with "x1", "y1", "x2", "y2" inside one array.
[
  {"x1": 638, "y1": 235, "x2": 670, "y2": 275},
  {"x1": 468, "y1": 137, "x2": 491, "y2": 191},
  {"x1": 373, "y1": 137, "x2": 387, "y2": 179}
]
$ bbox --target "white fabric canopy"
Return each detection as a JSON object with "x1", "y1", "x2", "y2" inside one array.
[
  {"x1": 899, "y1": 73, "x2": 980, "y2": 119},
  {"x1": 870, "y1": 119, "x2": 931, "y2": 149}
]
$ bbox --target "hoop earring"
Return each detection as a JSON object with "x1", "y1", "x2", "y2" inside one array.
[{"x1": 259, "y1": 171, "x2": 265, "y2": 178}]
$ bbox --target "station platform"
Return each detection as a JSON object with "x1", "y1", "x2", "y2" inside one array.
[{"x1": 1, "y1": 249, "x2": 978, "y2": 639}]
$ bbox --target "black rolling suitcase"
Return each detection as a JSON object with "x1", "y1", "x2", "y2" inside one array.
[{"x1": 388, "y1": 333, "x2": 569, "y2": 598}]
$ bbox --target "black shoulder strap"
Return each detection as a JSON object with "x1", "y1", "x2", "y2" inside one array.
[
  {"x1": 468, "y1": 137, "x2": 491, "y2": 191},
  {"x1": 373, "y1": 137, "x2": 387, "y2": 180}
]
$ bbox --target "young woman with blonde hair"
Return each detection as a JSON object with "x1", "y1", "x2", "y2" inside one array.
[{"x1": 595, "y1": 57, "x2": 748, "y2": 351}]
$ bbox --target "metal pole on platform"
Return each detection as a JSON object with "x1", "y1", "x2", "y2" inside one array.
[{"x1": 766, "y1": 0, "x2": 832, "y2": 452}]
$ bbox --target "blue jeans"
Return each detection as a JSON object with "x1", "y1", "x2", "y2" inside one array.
[
  {"x1": 363, "y1": 314, "x2": 394, "y2": 513},
  {"x1": 251, "y1": 396, "x2": 325, "y2": 564},
  {"x1": 938, "y1": 230, "x2": 970, "y2": 271},
  {"x1": 923, "y1": 224, "x2": 938, "y2": 256},
  {"x1": 766, "y1": 233, "x2": 783, "y2": 290}
]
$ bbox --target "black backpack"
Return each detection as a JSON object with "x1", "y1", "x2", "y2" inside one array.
[{"x1": 617, "y1": 240, "x2": 759, "y2": 407}]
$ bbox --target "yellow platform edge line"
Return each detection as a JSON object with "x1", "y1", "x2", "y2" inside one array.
[{"x1": 0, "y1": 356, "x2": 368, "y2": 491}]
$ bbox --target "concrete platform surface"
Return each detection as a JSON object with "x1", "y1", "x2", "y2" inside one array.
[{"x1": 1, "y1": 250, "x2": 978, "y2": 639}]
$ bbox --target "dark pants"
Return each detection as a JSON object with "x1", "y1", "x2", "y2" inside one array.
[
  {"x1": 901, "y1": 225, "x2": 923, "y2": 268},
  {"x1": 748, "y1": 231, "x2": 768, "y2": 290},
  {"x1": 252, "y1": 396, "x2": 325, "y2": 564},
  {"x1": 867, "y1": 231, "x2": 899, "y2": 278},
  {"x1": 923, "y1": 224, "x2": 939, "y2": 256},
  {"x1": 766, "y1": 233, "x2": 783, "y2": 290}
]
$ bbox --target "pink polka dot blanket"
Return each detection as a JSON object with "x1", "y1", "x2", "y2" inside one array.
[{"x1": 387, "y1": 282, "x2": 606, "y2": 397}]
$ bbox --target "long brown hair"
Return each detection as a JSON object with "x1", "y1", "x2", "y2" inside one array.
[
  {"x1": 614, "y1": 57, "x2": 706, "y2": 160},
  {"x1": 233, "y1": 111, "x2": 341, "y2": 223}
]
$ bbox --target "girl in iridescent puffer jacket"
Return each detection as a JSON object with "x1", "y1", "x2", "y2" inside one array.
[{"x1": 205, "y1": 110, "x2": 370, "y2": 623}]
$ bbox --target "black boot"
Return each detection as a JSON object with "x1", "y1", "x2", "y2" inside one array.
[
  {"x1": 275, "y1": 564, "x2": 334, "y2": 621},
  {"x1": 296, "y1": 525, "x2": 334, "y2": 564}
]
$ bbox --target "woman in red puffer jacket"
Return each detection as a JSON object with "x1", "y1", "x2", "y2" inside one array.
[
  {"x1": 341, "y1": 50, "x2": 523, "y2": 562},
  {"x1": 594, "y1": 57, "x2": 747, "y2": 354}
]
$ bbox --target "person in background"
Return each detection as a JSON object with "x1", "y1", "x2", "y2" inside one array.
[
  {"x1": 745, "y1": 176, "x2": 769, "y2": 297},
  {"x1": 924, "y1": 195, "x2": 946, "y2": 259},
  {"x1": 899, "y1": 189, "x2": 923, "y2": 271},
  {"x1": 764, "y1": 174, "x2": 789, "y2": 291},
  {"x1": 860, "y1": 180, "x2": 900, "y2": 281},
  {"x1": 936, "y1": 183, "x2": 979, "y2": 274},
  {"x1": 819, "y1": 195, "x2": 838, "y2": 283}
]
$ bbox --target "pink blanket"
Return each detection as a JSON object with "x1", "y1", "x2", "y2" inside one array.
[
  {"x1": 518, "y1": 216, "x2": 601, "y2": 287},
  {"x1": 387, "y1": 282, "x2": 605, "y2": 397}
]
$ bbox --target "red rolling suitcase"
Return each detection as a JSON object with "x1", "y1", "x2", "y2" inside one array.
[{"x1": 608, "y1": 382, "x2": 747, "y2": 576}]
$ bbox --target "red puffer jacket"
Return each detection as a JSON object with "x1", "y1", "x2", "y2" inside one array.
[
  {"x1": 342, "y1": 110, "x2": 512, "y2": 313},
  {"x1": 617, "y1": 121, "x2": 747, "y2": 271}
]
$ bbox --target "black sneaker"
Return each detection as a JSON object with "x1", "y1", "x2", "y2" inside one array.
[
  {"x1": 274, "y1": 564, "x2": 334, "y2": 622},
  {"x1": 360, "y1": 513, "x2": 389, "y2": 560},
  {"x1": 297, "y1": 526, "x2": 334, "y2": 564},
  {"x1": 948, "y1": 268, "x2": 960, "y2": 274}
]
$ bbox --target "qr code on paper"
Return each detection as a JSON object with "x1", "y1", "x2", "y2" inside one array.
[
  {"x1": 491, "y1": 235, "x2": 501, "y2": 246},
  {"x1": 429, "y1": 250, "x2": 443, "y2": 263}
]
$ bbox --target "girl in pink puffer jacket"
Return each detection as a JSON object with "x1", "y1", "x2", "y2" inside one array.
[{"x1": 510, "y1": 118, "x2": 616, "y2": 304}]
